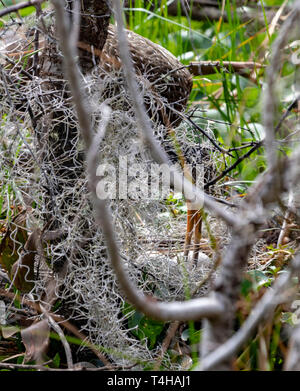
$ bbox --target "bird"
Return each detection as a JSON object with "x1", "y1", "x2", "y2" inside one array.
[
  {"x1": 100, "y1": 24, "x2": 193, "y2": 126},
  {"x1": 75, "y1": 1, "x2": 192, "y2": 126},
  {"x1": 69, "y1": 0, "x2": 202, "y2": 262}
]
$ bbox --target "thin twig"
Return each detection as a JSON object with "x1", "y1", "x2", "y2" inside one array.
[
  {"x1": 204, "y1": 96, "x2": 299, "y2": 190},
  {"x1": 154, "y1": 321, "x2": 180, "y2": 370},
  {"x1": 0, "y1": 361, "x2": 52, "y2": 371},
  {"x1": 189, "y1": 61, "x2": 265, "y2": 76},
  {"x1": 198, "y1": 254, "x2": 300, "y2": 371},
  {"x1": 204, "y1": 140, "x2": 263, "y2": 190},
  {"x1": 185, "y1": 115, "x2": 233, "y2": 156},
  {"x1": 0, "y1": 0, "x2": 45, "y2": 18},
  {"x1": 40, "y1": 305, "x2": 74, "y2": 369},
  {"x1": 0, "y1": 288, "x2": 112, "y2": 369},
  {"x1": 50, "y1": 0, "x2": 231, "y2": 322},
  {"x1": 110, "y1": 1, "x2": 241, "y2": 228}
]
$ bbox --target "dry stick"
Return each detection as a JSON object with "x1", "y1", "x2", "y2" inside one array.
[
  {"x1": 277, "y1": 190, "x2": 294, "y2": 248},
  {"x1": 263, "y1": 3, "x2": 300, "y2": 169},
  {"x1": 32, "y1": 3, "x2": 43, "y2": 77},
  {"x1": 199, "y1": 222, "x2": 260, "y2": 369},
  {"x1": 274, "y1": 97, "x2": 299, "y2": 133},
  {"x1": 189, "y1": 61, "x2": 265, "y2": 76},
  {"x1": 53, "y1": 316, "x2": 112, "y2": 368},
  {"x1": 0, "y1": 353, "x2": 25, "y2": 363},
  {"x1": 0, "y1": 0, "x2": 45, "y2": 18},
  {"x1": 184, "y1": 115, "x2": 233, "y2": 156},
  {"x1": 283, "y1": 310, "x2": 300, "y2": 371},
  {"x1": 204, "y1": 140, "x2": 263, "y2": 190},
  {"x1": 110, "y1": 2, "x2": 240, "y2": 228},
  {"x1": 154, "y1": 320, "x2": 180, "y2": 371},
  {"x1": 0, "y1": 288, "x2": 112, "y2": 368},
  {"x1": 204, "y1": 97, "x2": 298, "y2": 190},
  {"x1": 0, "y1": 361, "x2": 139, "y2": 371},
  {"x1": 0, "y1": 361, "x2": 53, "y2": 371},
  {"x1": 50, "y1": 0, "x2": 233, "y2": 322},
  {"x1": 2, "y1": 56, "x2": 33, "y2": 81},
  {"x1": 228, "y1": 142, "x2": 259, "y2": 152},
  {"x1": 197, "y1": 254, "x2": 300, "y2": 371},
  {"x1": 125, "y1": 0, "x2": 281, "y2": 24},
  {"x1": 199, "y1": 1, "x2": 300, "y2": 370},
  {"x1": 192, "y1": 253, "x2": 220, "y2": 295},
  {"x1": 284, "y1": 321, "x2": 300, "y2": 370},
  {"x1": 198, "y1": 135, "x2": 293, "y2": 365},
  {"x1": 0, "y1": 359, "x2": 138, "y2": 371},
  {"x1": 40, "y1": 305, "x2": 74, "y2": 369}
]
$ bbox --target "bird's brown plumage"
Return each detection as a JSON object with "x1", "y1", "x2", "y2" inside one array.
[
  {"x1": 100, "y1": 24, "x2": 193, "y2": 125},
  {"x1": 69, "y1": 0, "x2": 192, "y2": 125}
]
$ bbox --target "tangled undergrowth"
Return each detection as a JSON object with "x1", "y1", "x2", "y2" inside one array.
[
  {"x1": 0, "y1": 15, "x2": 227, "y2": 368},
  {"x1": 1, "y1": 6, "x2": 299, "y2": 370}
]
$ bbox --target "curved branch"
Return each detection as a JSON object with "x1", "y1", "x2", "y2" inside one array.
[
  {"x1": 51, "y1": 0, "x2": 224, "y2": 322},
  {"x1": 197, "y1": 254, "x2": 300, "y2": 371},
  {"x1": 111, "y1": 0, "x2": 240, "y2": 228},
  {"x1": 263, "y1": 1, "x2": 300, "y2": 169},
  {"x1": 93, "y1": 197, "x2": 224, "y2": 321},
  {"x1": 0, "y1": 0, "x2": 45, "y2": 18}
]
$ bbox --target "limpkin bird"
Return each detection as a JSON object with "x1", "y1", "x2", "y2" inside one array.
[{"x1": 71, "y1": 0, "x2": 202, "y2": 261}]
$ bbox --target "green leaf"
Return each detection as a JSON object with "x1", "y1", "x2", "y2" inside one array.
[
  {"x1": 247, "y1": 270, "x2": 273, "y2": 290},
  {"x1": 281, "y1": 312, "x2": 295, "y2": 326},
  {"x1": 242, "y1": 87, "x2": 260, "y2": 108},
  {"x1": 52, "y1": 353, "x2": 61, "y2": 368},
  {"x1": 123, "y1": 303, "x2": 165, "y2": 349},
  {"x1": 241, "y1": 278, "x2": 252, "y2": 297}
]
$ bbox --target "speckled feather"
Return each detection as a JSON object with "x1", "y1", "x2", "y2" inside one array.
[
  {"x1": 100, "y1": 24, "x2": 193, "y2": 125},
  {"x1": 52, "y1": 1, "x2": 192, "y2": 126}
]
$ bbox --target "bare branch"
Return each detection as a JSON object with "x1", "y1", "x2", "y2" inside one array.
[
  {"x1": 205, "y1": 96, "x2": 299, "y2": 190},
  {"x1": 50, "y1": 0, "x2": 225, "y2": 322},
  {"x1": 198, "y1": 1, "x2": 300, "y2": 369},
  {"x1": 263, "y1": 1, "x2": 300, "y2": 168},
  {"x1": 0, "y1": 288, "x2": 112, "y2": 368},
  {"x1": 111, "y1": 0, "x2": 240, "y2": 228},
  {"x1": 124, "y1": 0, "x2": 287, "y2": 25},
  {"x1": 0, "y1": 0, "x2": 45, "y2": 18},
  {"x1": 284, "y1": 324, "x2": 300, "y2": 371},
  {"x1": 198, "y1": 254, "x2": 300, "y2": 371},
  {"x1": 40, "y1": 305, "x2": 74, "y2": 369},
  {"x1": 189, "y1": 61, "x2": 265, "y2": 77},
  {"x1": 0, "y1": 361, "x2": 52, "y2": 371}
]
